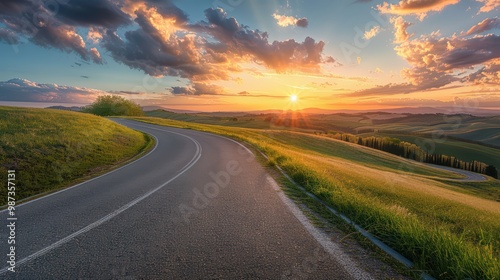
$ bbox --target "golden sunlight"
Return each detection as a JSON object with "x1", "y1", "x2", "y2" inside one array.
[{"x1": 290, "y1": 94, "x2": 298, "y2": 103}]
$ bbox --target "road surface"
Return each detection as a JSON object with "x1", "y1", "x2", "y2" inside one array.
[
  {"x1": 425, "y1": 163, "x2": 488, "y2": 182},
  {"x1": 0, "y1": 119, "x2": 372, "y2": 279}
]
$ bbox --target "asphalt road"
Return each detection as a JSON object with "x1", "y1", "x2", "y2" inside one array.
[
  {"x1": 0, "y1": 119, "x2": 372, "y2": 279},
  {"x1": 425, "y1": 163, "x2": 488, "y2": 182}
]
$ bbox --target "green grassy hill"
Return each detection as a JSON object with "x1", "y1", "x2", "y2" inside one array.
[
  {"x1": 147, "y1": 110, "x2": 500, "y2": 175},
  {"x1": 0, "y1": 106, "x2": 152, "y2": 205},
  {"x1": 131, "y1": 116, "x2": 499, "y2": 279}
]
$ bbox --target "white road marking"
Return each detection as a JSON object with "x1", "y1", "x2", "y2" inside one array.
[
  {"x1": 0, "y1": 123, "x2": 202, "y2": 275},
  {"x1": 265, "y1": 176, "x2": 374, "y2": 280}
]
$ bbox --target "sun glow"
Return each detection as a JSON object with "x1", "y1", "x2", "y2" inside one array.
[{"x1": 290, "y1": 94, "x2": 298, "y2": 103}]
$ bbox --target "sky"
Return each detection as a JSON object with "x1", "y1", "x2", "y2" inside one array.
[{"x1": 0, "y1": 0, "x2": 499, "y2": 112}]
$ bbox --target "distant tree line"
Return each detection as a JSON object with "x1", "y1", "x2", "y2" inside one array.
[
  {"x1": 376, "y1": 129, "x2": 500, "y2": 149},
  {"x1": 317, "y1": 132, "x2": 498, "y2": 179}
]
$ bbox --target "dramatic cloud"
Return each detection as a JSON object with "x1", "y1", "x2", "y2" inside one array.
[
  {"x1": 0, "y1": 0, "x2": 105, "y2": 63},
  {"x1": 476, "y1": 0, "x2": 500, "y2": 13},
  {"x1": 55, "y1": 0, "x2": 132, "y2": 28},
  {"x1": 378, "y1": 0, "x2": 460, "y2": 20},
  {"x1": 465, "y1": 17, "x2": 500, "y2": 35},
  {"x1": 390, "y1": 16, "x2": 413, "y2": 43},
  {"x1": 100, "y1": 9, "x2": 221, "y2": 80},
  {"x1": 396, "y1": 33, "x2": 500, "y2": 88},
  {"x1": 0, "y1": 78, "x2": 104, "y2": 103},
  {"x1": 192, "y1": 8, "x2": 329, "y2": 73},
  {"x1": 462, "y1": 59, "x2": 500, "y2": 85},
  {"x1": 272, "y1": 13, "x2": 309, "y2": 28},
  {"x1": 350, "y1": 24, "x2": 500, "y2": 96},
  {"x1": 363, "y1": 25, "x2": 381, "y2": 40},
  {"x1": 0, "y1": 1, "x2": 332, "y2": 96}
]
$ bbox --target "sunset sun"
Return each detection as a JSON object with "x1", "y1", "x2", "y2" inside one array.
[{"x1": 290, "y1": 94, "x2": 298, "y2": 103}]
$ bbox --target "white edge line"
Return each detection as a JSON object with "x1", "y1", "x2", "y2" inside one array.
[
  {"x1": 256, "y1": 149, "x2": 436, "y2": 280},
  {"x1": 97, "y1": 120, "x2": 433, "y2": 279},
  {"x1": 265, "y1": 176, "x2": 374, "y2": 280},
  {"x1": 185, "y1": 129, "x2": 373, "y2": 279},
  {"x1": 0, "y1": 121, "x2": 202, "y2": 274},
  {"x1": 0, "y1": 121, "x2": 160, "y2": 213},
  {"x1": 181, "y1": 126, "x2": 435, "y2": 280}
]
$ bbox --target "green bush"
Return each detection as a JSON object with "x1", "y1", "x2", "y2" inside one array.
[{"x1": 83, "y1": 95, "x2": 144, "y2": 116}]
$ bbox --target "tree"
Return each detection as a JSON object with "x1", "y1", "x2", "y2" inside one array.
[
  {"x1": 485, "y1": 165, "x2": 498, "y2": 179},
  {"x1": 83, "y1": 95, "x2": 144, "y2": 116}
]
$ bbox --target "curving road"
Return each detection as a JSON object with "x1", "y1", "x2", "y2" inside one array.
[
  {"x1": 425, "y1": 163, "x2": 488, "y2": 182},
  {"x1": 0, "y1": 119, "x2": 373, "y2": 279}
]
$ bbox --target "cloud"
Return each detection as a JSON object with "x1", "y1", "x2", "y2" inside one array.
[
  {"x1": 170, "y1": 83, "x2": 226, "y2": 95},
  {"x1": 395, "y1": 33, "x2": 500, "y2": 87},
  {"x1": 0, "y1": 27, "x2": 19, "y2": 44},
  {"x1": 0, "y1": 0, "x2": 105, "y2": 63},
  {"x1": 170, "y1": 86, "x2": 193, "y2": 95},
  {"x1": 192, "y1": 8, "x2": 329, "y2": 73},
  {"x1": 89, "y1": 47, "x2": 102, "y2": 64},
  {"x1": 55, "y1": 0, "x2": 132, "y2": 28},
  {"x1": 390, "y1": 16, "x2": 413, "y2": 43},
  {"x1": 378, "y1": 0, "x2": 460, "y2": 20},
  {"x1": 0, "y1": 0, "x2": 33, "y2": 15},
  {"x1": 87, "y1": 27, "x2": 103, "y2": 44},
  {"x1": 461, "y1": 59, "x2": 500, "y2": 85},
  {"x1": 364, "y1": 25, "x2": 381, "y2": 40},
  {"x1": 296, "y1": 18, "x2": 309, "y2": 28},
  {"x1": 0, "y1": 1, "x2": 333, "y2": 93},
  {"x1": 272, "y1": 13, "x2": 308, "y2": 28},
  {"x1": 476, "y1": 0, "x2": 500, "y2": 13},
  {"x1": 349, "y1": 26, "x2": 500, "y2": 97},
  {"x1": 101, "y1": 14, "x2": 212, "y2": 79},
  {"x1": 465, "y1": 17, "x2": 500, "y2": 35},
  {"x1": 348, "y1": 83, "x2": 418, "y2": 97},
  {"x1": 370, "y1": 67, "x2": 384, "y2": 74},
  {"x1": 0, "y1": 78, "x2": 104, "y2": 103}
]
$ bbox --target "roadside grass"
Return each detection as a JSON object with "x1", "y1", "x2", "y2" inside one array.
[
  {"x1": 131, "y1": 116, "x2": 500, "y2": 279},
  {"x1": 0, "y1": 106, "x2": 153, "y2": 205}
]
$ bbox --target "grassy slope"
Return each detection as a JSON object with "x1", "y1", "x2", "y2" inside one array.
[
  {"x1": 131, "y1": 116, "x2": 500, "y2": 279},
  {"x1": 0, "y1": 107, "x2": 152, "y2": 205},
  {"x1": 148, "y1": 110, "x2": 500, "y2": 166}
]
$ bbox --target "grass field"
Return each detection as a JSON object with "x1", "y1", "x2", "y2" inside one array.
[
  {"x1": 131, "y1": 116, "x2": 500, "y2": 279},
  {"x1": 147, "y1": 110, "x2": 500, "y2": 170},
  {"x1": 0, "y1": 106, "x2": 153, "y2": 205}
]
